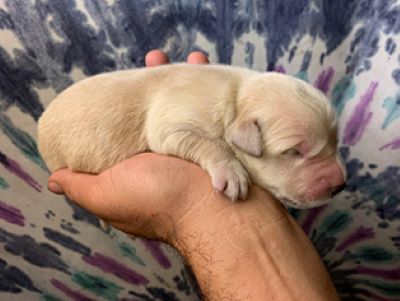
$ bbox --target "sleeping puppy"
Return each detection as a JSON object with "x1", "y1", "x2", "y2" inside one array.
[{"x1": 38, "y1": 63, "x2": 346, "y2": 209}]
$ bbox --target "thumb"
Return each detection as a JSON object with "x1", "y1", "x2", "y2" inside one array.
[{"x1": 48, "y1": 169, "x2": 106, "y2": 216}]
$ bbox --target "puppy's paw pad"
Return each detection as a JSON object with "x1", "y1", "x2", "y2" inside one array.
[{"x1": 208, "y1": 160, "x2": 249, "y2": 201}]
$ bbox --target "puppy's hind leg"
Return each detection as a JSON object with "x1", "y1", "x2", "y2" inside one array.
[{"x1": 148, "y1": 126, "x2": 250, "y2": 201}]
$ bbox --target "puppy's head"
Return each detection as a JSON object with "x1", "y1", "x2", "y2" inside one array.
[{"x1": 230, "y1": 72, "x2": 346, "y2": 208}]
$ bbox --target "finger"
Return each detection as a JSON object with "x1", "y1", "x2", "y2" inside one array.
[
  {"x1": 145, "y1": 50, "x2": 169, "y2": 67},
  {"x1": 187, "y1": 51, "x2": 209, "y2": 64},
  {"x1": 48, "y1": 169, "x2": 105, "y2": 216}
]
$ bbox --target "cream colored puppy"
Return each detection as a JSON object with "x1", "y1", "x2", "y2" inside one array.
[{"x1": 38, "y1": 64, "x2": 346, "y2": 208}]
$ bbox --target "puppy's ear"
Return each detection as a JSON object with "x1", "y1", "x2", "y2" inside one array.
[{"x1": 230, "y1": 120, "x2": 263, "y2": 157}]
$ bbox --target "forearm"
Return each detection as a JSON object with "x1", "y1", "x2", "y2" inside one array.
[
  {"x1": 173, "y1": 186, "x2": 339, "y2": 301},
  {"x1": 49, "y1": 151, "x2": 338, "y2": 300}
]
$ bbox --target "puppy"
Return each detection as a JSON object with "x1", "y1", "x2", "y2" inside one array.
[{"x1": 38, "y1": 63, "x2": 346, "y2": 208}]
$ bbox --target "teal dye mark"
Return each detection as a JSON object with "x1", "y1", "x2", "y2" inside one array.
[
  {"x1": 72, "y1": 271, "x2": 123, "y2": 301},
  {"x1": 351, "y1": 246, "x2": 395, "y2": 264},
  {"x1": 0, "y1": 113, "x2": 47, "y2": 170},
  {"x1": 295, "y1": 70, "x2": 308, "y2": 82},
  {"x1": 360, "y1": 279, "x2": 400, "y2": 297},
  {"x1": 41, "y1": 294, "x2": 63, "y2": 301},
  {"x1": 0, "y1": 177, "x2": 9, "y2": 189},
  {"x1": 319, "y1": 210, "x2": 352, "y2": 236},
  {"x1": 331, "y1": 76, "x2": 356, "y2": 116},
  {"x1": 382, "y1": 94, "x2": 400, "y2": 129},
  {"x1": 119, "y1": 242, "x2": 145, "y2": 266}
]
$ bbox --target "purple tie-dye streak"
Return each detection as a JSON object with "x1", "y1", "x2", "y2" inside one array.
[
  {"x1": 274, "y1": 65, "x2": 286, "y2": 73},
  {"x1": 380, "y1": 137, "x2": 400, "y2": 150},
  {"x1": 140, "y1": 239, "x2": 172, "y2": 269},
  {"x1": 335, "y1": 226, "x2": 375, "y2": 252},
  {"x1": 343, "y1": 81, "x2": 378, "y2": 146},
  {"x1": 51, "y1": 279, "x2": 95, "y2": 301},
  {"x1": 82, "y1": 252, "x2": 149, "y2": 286},
  {"x1": 301, "y1": 206, "x2": 327, "y2": 236},
  {"x1": 355, "y1": 266, "x2": 400, "y2": 281},
  {"x1": 0, "y1": 200, "x2": 25, "y2": 226},
  {"x1": 0, "y1": 151, "x2": 42, "y2": 192},
  {"x1": 314, "y1": 67, "x2": 335, "y2": 95}
]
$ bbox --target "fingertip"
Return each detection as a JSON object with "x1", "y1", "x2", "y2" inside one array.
[
  {"x1": 145, "y1": 50, "x2": 170, "y2": 67},
  {"x1": 187, "y1": 52, "x2": 209, "y2": 64},
  {"x1": 48, "y1": 168, "x2": 72, "y2": 193},
  {"x1": 48, "y1": 181, "x2": 64, "y2": 195},
  {"x1": 47, "y1": 169, "x2": 100, "y2": 210}
]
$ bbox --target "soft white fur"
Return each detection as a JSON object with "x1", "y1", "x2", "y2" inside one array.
[{"x1": 38, "y1": 63, "x2": 346, "y2": 208}]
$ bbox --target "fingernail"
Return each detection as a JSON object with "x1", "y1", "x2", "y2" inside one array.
[{"x1": 48, "y1": 181, "x2": 64, "y2": 195}]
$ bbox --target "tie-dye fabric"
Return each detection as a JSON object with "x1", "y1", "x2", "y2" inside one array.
[{"x1": 0, "y1": 1, "x2": 399, "y2": 300}]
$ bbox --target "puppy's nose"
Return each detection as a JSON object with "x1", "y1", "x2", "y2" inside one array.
[{"x1": 331, "y1": 183, "x2": 346, "y2": 197}]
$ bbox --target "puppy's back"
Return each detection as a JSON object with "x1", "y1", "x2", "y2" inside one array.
[
  {"x1": 38, "y1": 64, "x2": 251, "y2": 173},
  {"x1": 38, "y1": 68, "x2": 153, "y2": 173}
]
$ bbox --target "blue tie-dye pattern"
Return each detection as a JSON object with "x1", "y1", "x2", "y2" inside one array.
[
  {"x1": 386, "y1": 38, "x2": 397, "y2": 55},
  {"x1": 0, "y1": 47, "x2": 45, "y2": 120},
  {"x1": 0, "y1": 0, "x2": 399, "y2": 300},
  {"x1": 0, "y1": 258, "x2": 41, "y2": 294},
  {"x1": 244, "y1": 41, "x2": 255, "y2": 68},
  {"x1": 392, "y1": 68, "x2": 400, "y2": 84}
]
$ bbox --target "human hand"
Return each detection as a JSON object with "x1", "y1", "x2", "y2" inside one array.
[{"x1": 49, "y1": 152, "x2": 214, "y2": 240}]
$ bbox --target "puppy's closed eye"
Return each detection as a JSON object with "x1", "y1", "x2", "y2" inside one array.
[{"x1": 281, "y1": 148, "x2": 303, "y2": 157}]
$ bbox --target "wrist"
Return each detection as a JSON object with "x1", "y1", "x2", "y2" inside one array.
[
  {"x1": 171, "y1": 185, "x2": 339, "y2": 301},
  {"x1": 171, "y1": 186, "x2": 284, "y2": 300}
]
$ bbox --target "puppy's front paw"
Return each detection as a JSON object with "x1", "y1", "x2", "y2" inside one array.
[{"x1": 208, "y1": 160, "x2": 250, "y2": 201}]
